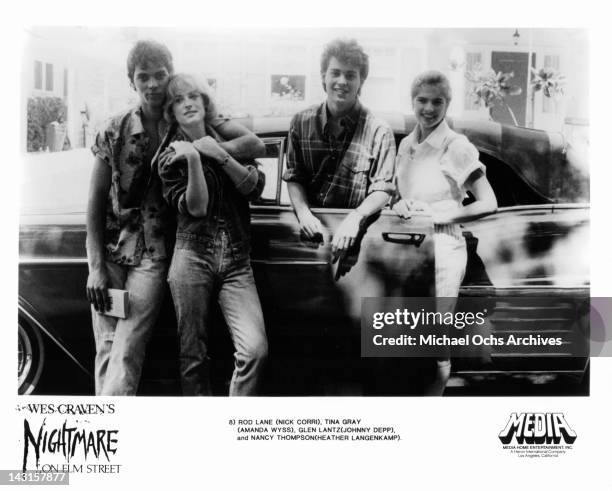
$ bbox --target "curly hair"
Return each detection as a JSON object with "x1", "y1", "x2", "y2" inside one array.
[
  {"x1": 320, "y1": 38, "x2": 369, "y2": 81},
  {"x1": 163, "y1": 73, "x2": 218, "y2": 124},
  {"x1": 126, "y1": 40, "x2": 174, "y2": 83},
  {"x1": 411, "y1": 70, "x2": 452, "y2": 102}
]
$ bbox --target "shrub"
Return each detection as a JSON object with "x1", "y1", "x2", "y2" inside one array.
[{"x1": 27, "y1": 97, "x2": 67, "y2": 152}]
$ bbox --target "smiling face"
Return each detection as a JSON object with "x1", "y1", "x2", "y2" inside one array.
[
  {"x1": 170, "y1": 84, "x2": 206, "y2": 129},
  {"x1": 322, "y1": 56, "x2": 362, "y2": 114},
  {"x1": 131, "y1": 63, "x2": 171, "y2": 111},
  {"x1": 412, "y1": 83, "x2": 449, "y2": 136}
]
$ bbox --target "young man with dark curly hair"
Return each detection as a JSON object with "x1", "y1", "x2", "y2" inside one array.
[{"x1": 282, "y1": 38, "x2": 396, "y2": 256}]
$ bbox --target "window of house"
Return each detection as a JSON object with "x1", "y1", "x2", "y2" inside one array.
[
  {"x1": 34, "y1": 61, "x2": 42, "y2": 90},
  {"x1": 45, "y1": 63, "x2": 54, "y2": 91},
  {"x1": 464, "y1": 52, "x2": 482, "y2": 110},
  {"x1": 63, "y1": 68, "x2": 68, "y2": 98}
]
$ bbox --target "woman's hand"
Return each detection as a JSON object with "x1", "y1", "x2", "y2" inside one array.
[
  {"x1": 169, "y1": 141, "x2": 199, "y2": 162},
  {"x1": 392, "y1": 199, "x2": 411, "y2": 219},
  {"x1": 392, "y1": 199, "x2": 433, "y2": 219}
]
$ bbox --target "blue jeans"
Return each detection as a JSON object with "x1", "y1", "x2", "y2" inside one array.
[
  {"x1": 91, "y1": 254, "x2": 168, "y2": 395},
  {"x1": 168, "y1": 229, "x2": 267, "y2": 396}
]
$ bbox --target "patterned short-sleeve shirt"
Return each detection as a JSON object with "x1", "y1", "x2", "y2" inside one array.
[
  {"x1": 91, "y1": 106, "x2": 172, "y2": 266},
  {"x1": 282, "y1": 102, "x2": 396, "y2": 209}
]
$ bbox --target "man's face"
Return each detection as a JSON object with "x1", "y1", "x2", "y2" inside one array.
[
  {"x1": 131, "y1": 63, "x2": 171, "y2": 109},
  {"x1": 322, "y1": 56, "x2": 362, "y2": 109}
]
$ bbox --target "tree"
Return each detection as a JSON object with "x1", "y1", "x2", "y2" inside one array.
[{"x1": 27, "y1": 97, "x2": 67, "y2": 152}]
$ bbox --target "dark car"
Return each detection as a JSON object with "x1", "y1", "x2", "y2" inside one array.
[{"x1": 18, "y1": 114, "x2": 590, "y2": 396}]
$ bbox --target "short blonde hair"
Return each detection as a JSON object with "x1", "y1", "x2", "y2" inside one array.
[
  {"x1": 163, "y1": 73, "x2": 218, "y2": 124},
  {"x1": 411, "y1": 70, "x2": 452, "y2": 103}
]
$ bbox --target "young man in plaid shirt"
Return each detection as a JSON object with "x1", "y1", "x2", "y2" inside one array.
[{"x1": 282, "y1": 38, "x2": 396, "y2": 256}]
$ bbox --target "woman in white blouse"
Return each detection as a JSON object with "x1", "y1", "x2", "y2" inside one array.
[{"x1": 393, "y1": 70, "x2": 498, "y2": 395}]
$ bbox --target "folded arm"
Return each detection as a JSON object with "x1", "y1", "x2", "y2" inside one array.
[
  {"x1": 438, "y1": 170, "x2": 497, "y2": 224},
  {"x1": 192, "y1": 136, "x2": 265, "y2": 201},
  {"x1": 213, "y1": 119, "x2": 266, "y2": 160}
]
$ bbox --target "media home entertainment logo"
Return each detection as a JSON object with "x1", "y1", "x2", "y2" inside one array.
[{"x1": 498, "y1": 413, "x2": 576, "y2": 458}]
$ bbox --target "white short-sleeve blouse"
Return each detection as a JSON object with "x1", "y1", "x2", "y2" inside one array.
[{"x1": 395, "y1": 120, "x2": 485, "y2": 213}]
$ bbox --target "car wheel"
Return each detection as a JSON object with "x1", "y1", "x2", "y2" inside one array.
[{"x1": 18, "y1": 319, "x2": 45, "y2": 395}]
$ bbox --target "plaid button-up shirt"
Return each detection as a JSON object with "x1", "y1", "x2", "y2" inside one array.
[{"x1": 282, "y1": 102, "x2": 396, "y2": 209}]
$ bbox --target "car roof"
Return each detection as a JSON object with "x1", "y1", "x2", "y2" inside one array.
[
  {"x1": 20, "y1": 113, "x2": 588, "y2": 217},
  {"x1": 241, "y1": 112, "x2": 586, "y2": 204}
]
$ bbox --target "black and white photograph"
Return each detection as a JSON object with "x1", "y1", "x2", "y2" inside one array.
[
  {"x1": 16, "y1": 26, "x2": 591, "y2": 398},
  {"x1": 2, "y1": 5, "x2": 611, "y2": 490}
]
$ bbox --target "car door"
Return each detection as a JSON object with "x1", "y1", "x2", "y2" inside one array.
[{"x1": 251, "y1": 136, "x2": 436, "y2": 393}]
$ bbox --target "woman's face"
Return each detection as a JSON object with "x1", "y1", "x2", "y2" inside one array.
[
  {"x1": 171, "y1": 85, "x2": 206, "y2": 127},
  {"x1": 412, "y1": 83, "x2": 448, "y2": 131}
]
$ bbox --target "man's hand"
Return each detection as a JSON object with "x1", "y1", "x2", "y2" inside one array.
[
  {"x1": 192, "y1": 136, "x2": 225, "y2": 162},
  {"x1": 296, "y1": 208, "x2": 325, "y2": 243},
  {"x1": 86, "y1": 266, "x2": 111, "y2": 313},
  {"x1": 331, "y1": 210, "x2": 363, "y2": 258}
]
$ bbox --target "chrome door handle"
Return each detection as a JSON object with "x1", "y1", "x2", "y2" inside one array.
[{"x1": 381, "y1": 232, "x2": 426, "y2": 247}]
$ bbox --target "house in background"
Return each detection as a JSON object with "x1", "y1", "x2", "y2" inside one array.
[
  {"x1": 140, "y1": 27, "x2": 588, "y2": 134},
  {"x1": 22, "y1": 27, "x2": 132, "y2": 153},
  {"x1": 22, "y1": 27, "x2": 588, "y2": 154}
]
